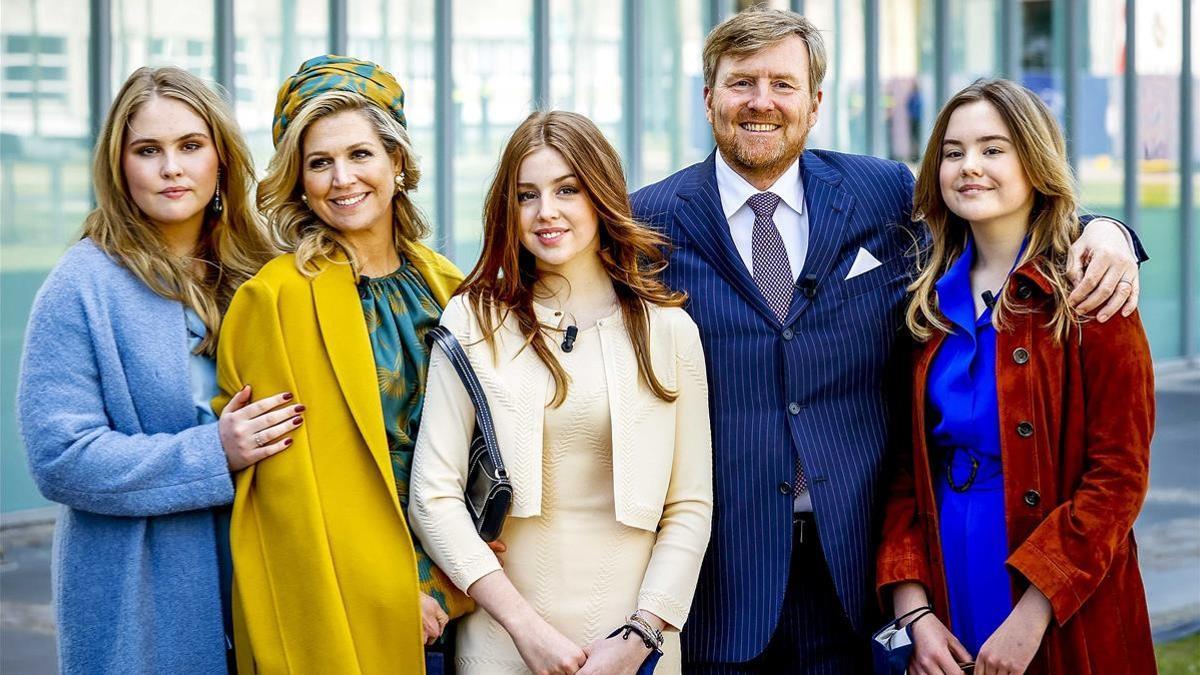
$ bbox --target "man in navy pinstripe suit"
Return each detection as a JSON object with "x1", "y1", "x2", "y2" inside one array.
[{"x1": 630, "y1": 8, "x2": 1143, "y2": 674}]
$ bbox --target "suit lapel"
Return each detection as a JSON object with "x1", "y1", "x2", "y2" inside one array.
[
  {"x1": 784, "y1": 151, "x2": 855, "y2": 325},
  {"x1": 311, "y1": 261, "x2": 395, "y2": 493},
  {"x1": 675, "y1": 152, "x2": 779, "y2": 325}
]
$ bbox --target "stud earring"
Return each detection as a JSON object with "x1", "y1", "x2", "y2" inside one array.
[
  {"x1": 301, "y1": 194, "x2": 309, "y2": 207},
  {"x1": 210, "y1": 168, "x2": 224, "y2": 217}
]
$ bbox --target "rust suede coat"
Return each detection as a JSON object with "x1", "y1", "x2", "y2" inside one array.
[{"x1": 876, "y1": 260, "x2": 1157, "y2": 675}]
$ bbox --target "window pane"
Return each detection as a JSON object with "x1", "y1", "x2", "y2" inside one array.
[
  {"x1": 803, "y1": 0, "x2": 866, "y2": 154},
  {"x1": 1019, "y1": 0, "x2": 1064, "y2": 125},
  {"x1": 347, "y1": 0, "x2": 437, "y2": 238},
  {"x1": 452, "y1": 0, "x2": 533, "y2": 266},
  {"x1": 1136, "y1": 0, "x2": 1183, "y2": 359},
  {"x1": 113, "y1": 0, "x2": 214, "y2": 86},
  {"x1": 640, "y1": 0, "x2": 708, "y2": 186},
  {"x1": 0, "y1": 0, "x2": 90, "y2": 512},
  {"x1": 1078, "y1": 0, "x2": 1125, "y2": 229},
  {"x1": 948, "y1": 0, "x2": 1000, "y2": 92},
  {"x1": 550, "y1": 0, "x2": 622, "y2": 163},
  {"x1": 235, "y1": 0, "x2": 329, "y2": 176},
  {"x1": 880, "y1": 1, "x2": 933, "y2": 165}
]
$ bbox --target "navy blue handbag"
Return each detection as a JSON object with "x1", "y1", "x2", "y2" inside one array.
[{"x1": 871, "y1": 606, "x2": 932, "y2": 674}]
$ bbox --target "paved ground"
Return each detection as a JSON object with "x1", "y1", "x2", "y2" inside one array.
[{"x1": 2, "y1": 370, "x2": 1197, "y2": 674}]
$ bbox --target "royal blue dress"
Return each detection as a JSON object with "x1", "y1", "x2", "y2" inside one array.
[{"x1": 927, "y1": 234, "x2": 1024, "y2": 655}]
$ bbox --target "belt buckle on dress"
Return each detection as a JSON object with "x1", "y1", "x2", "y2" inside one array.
[{"x1": 945, "y1": 448, "x2": 980, "y2": 492}]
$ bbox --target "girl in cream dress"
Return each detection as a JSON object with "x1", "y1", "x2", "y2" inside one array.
[{"x1": 410, "y1": 111, "x2": 713, "y2": 675}]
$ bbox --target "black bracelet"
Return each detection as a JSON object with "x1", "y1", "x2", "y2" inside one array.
[
  {"x1": 895, "y1": 604, "x2": 933, "y2": 627},
  {"x1": 618, "y1": 623, "x2": 657, "y2": 650}
]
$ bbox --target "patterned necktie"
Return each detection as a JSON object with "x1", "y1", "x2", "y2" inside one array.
[
  {"x1": 746, "y1": 192, "x2": 807, "y2": 496},
  {"x1": 747, "y1": 192, "x2": 793, "y2": 322}
]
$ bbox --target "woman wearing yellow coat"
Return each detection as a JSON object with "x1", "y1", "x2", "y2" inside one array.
[{"x1": 214, "y1": 56, "x2": 469, "y2": 674}]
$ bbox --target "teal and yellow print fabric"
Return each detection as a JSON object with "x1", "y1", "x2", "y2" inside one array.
[
  {"x1": 360, "y1": 260, "x2": 468, "y2": 617},
  {"x1": 272, "y1": 54, "x2": 407, "y2": 147}
]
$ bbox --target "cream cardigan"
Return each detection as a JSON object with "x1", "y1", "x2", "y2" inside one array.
[{"x1": 409, "y1": 294, "x2": 714, "y2": 629}]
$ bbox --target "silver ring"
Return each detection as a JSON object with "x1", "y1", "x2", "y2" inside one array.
[
  {"x1": 1117, "y1": 278, "x2": 1133, "y2": 287},
  {"x1": 253, "y1": 432, "x2": 265, "y2": 448}
]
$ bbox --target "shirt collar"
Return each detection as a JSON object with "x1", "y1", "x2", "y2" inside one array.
[{"x1": 714, "y1": 150, "x2": 805, "y2": 219}]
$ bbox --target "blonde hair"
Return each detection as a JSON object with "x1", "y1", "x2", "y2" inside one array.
[
  {"x1": 83, "y1": 66, "x2": 273, "y2": 356},
  {"x1": 459, "y1": 111, "x2": 685, "y2": 407},
  {"x1": 907, "y1": 78, "x2": 1082, "y2": 343},
  {"x1": 258, "y1": 90, "x2": 429, "y2": 276},
  {"x1": 703, "y1": 5, "x2": 827, "y2": 98}
]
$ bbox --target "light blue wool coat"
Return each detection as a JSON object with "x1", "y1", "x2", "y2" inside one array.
[{"x1": 17, "y1": 238, "x2": 233, "y2": 674}]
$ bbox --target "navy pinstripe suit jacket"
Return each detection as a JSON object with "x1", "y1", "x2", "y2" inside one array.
[{"x1": 631, "y1": 149, "x2": 919, "y2": 664}]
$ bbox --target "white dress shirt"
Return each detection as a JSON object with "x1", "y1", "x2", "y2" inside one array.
[
  {"x1": 715, "y1": 150, "x2": 809, "y2": 281},
  {"x1": 714, "y1": 150, "x2": 814, "y2": 512}
]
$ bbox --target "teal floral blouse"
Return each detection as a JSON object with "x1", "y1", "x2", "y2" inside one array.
[{"x1": 359, "y1": 260, "x2": 449, "y2": 611}]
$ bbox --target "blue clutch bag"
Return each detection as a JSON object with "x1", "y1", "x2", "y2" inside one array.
[{"x1": 871, "y1": 605, "x2": 932, "y2": 674}]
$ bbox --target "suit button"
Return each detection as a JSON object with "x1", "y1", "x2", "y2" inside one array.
[
  {"x1": 782, "y1": 327, "x2": 795, "y2": 341},
  {"x1": 1016, "y1": 284, "x2": 1033, "y2": 300},
  {"x1": 1024, "y1": 489, "x2": 1042, "y2": 507},
  {"x1": 1012, "y1": 347, "x2": 1030, "y2": 364},
  {"x1": 1017, "y1": 421, "x2": 1034, "y2": 437},
  {"x1": 779, "y1": 482, "x2": 792, "y2": 494},
  {"x1": 788, "y1": 402, "x2": 802, "y2": 415}
]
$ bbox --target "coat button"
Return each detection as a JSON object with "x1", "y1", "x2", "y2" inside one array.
[
  {"x1": 1016, "y1": 284, "x2": 1033, "y2": 300},
  {"x1": 1012, "y1": 347, "x2": 1030, "y2": 364},
  {"x1": 1017, "y1": 421, "x2": 1034, "y2": 437},
  {"x1": 782, "y1": 327, "x2": 794, "y2": 341},
  {"x1": 779, "y1": 482, "x2": 792, "y2": 494},
  {"x1": 788, "y1": 402, "x2": 802, "y2": 415},
  {"x1": 1024, "y1": 489, "x2": 1041, "y2": 507}
]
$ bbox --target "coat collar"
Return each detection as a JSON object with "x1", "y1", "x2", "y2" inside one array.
[{"x1": 310, "y1": 255, "x2": 395, "y2": 494}]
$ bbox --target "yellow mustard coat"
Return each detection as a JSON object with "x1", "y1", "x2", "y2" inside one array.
[{"x1": 214, "y1": 243, "x2": 463, "y2": 674}]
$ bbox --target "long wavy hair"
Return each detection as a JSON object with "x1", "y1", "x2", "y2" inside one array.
[
  {"x1": 459, "y1": 110, "x2": 685, "y2": 406},
  {"x1": 83, "y1": 66, "x2": 273, "y2": 356},
  {"x1": 258, "y1": 90, "x2": 429, "y2": 277},
  {"x1": 907, "y1": 78, "x2": 1081, "y2": 343}
]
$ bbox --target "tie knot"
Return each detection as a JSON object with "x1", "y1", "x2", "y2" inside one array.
[{"x1": 747, "y1": 192, "x2": 781, "y2": 218}]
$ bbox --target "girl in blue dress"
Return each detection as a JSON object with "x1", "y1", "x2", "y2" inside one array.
[{"x1": 877, "y1": 79, "x2": 1155, "y2": 675}]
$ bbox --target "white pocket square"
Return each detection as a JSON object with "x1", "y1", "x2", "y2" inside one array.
[{"x1": 845, "y1": 247, "x2": 883, "y2": 280}]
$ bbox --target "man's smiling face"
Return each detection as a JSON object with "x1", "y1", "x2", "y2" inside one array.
[{"x1": 705, "y1": 35, "x2": 822, "y2": 187}]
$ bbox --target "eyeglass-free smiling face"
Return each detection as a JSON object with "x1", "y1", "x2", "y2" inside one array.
[
  {"x1": 516, "y1": 146, "x2": 602, "y2": 276},
  {"x1": 301, "y1": 109, "x2": 401, "y2": 243},
  {"x1": 705, "y1": 35, "x2": 822, "y2": 187},
  {"x1": 122, "y1": 96, "x2": 219, "y2": 238},
  {"x1": 938, "y1": 100, "x2": 1035, "y2": 229}
]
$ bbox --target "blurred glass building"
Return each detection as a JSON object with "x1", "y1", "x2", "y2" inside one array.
[{"x1": 1, "y1": 0, "x2": 1196, "y2": 516}]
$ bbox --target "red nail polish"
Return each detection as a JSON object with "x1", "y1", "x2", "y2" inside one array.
[
  {"x1": 293, "y1": 416, "x2": 303, "y2": 425},
  {"x1": 284, "y1": 438, "x2": 293, "y2": 446},
  {"x1": 283, "y1": 392, "x2": 294, "y2": 401},
  {"x1": 295, "y1": 405, "x2": 306, "y2": 413}
]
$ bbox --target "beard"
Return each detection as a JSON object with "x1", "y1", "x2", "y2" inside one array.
[{"x1": 712, "y1": 118, "x2": 808, "y2": 183}]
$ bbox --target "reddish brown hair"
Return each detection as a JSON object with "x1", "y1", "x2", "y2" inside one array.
[{"x1": 459, "y1": 110, "x2": 685, "y2": 406}]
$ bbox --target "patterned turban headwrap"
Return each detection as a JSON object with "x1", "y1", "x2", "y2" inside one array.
[{"x1": 271, "y1": 54, "x2": 406, "y2": 147}]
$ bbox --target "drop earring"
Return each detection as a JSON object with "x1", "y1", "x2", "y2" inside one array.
[
  {"x1": 394, "y1": 171, "x2": 405, "y2": 193},
  {"x1": 210, "y1": 168, "x2": 224, "y2": 217}
]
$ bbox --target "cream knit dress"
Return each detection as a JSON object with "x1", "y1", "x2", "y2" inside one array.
[{"x1": 453, "y1": 322, "x2": 681, "y2": 674}]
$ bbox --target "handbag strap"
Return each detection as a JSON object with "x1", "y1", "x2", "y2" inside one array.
[{"x1": 425, "y1": 326, "x2": 507, "y2": 478}]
